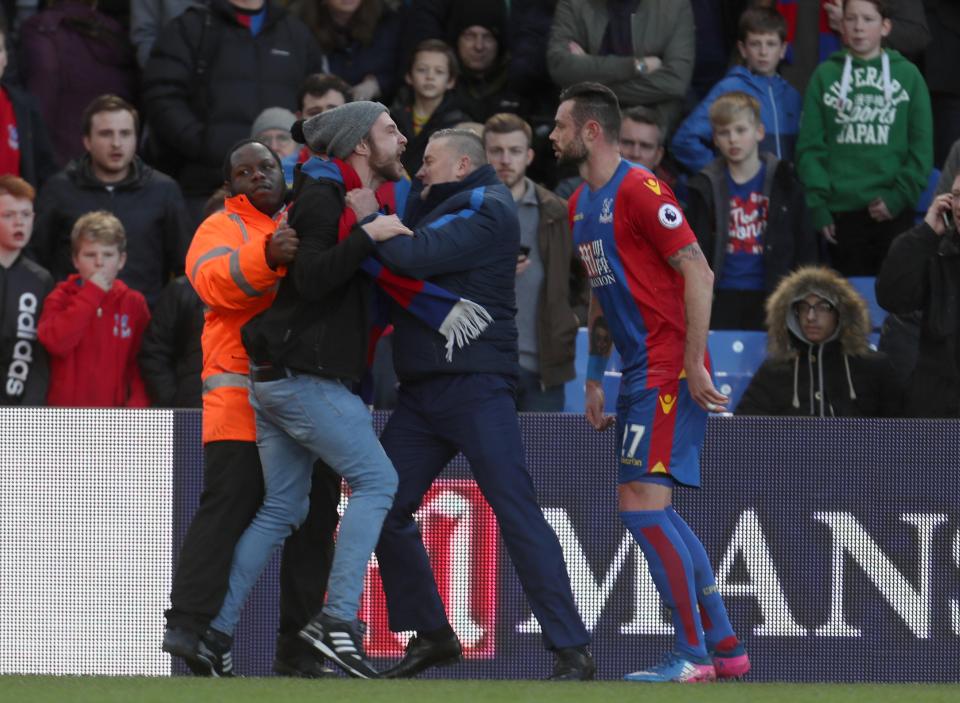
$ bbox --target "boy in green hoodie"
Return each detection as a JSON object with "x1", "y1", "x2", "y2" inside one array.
[{"x1": 796, "y1": 0, "x2": 932, "y2": 276}]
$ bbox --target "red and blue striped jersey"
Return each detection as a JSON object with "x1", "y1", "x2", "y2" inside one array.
[{"x1": 570, "y1": 160, "x2": 696, "y2": 393}]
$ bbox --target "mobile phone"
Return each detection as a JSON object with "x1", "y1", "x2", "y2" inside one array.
[{"x1": 518, "y1": 245, "x2": 531, "y2": 259}]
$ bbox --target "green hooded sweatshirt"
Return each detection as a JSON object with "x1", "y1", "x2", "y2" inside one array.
[{"x1": 796, "y1": 49, "x2": 932, "y2": 230}]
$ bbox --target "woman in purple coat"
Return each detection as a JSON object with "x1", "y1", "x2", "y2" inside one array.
[{"x1": 19, "y1": 0, "x2": 137, "y2": 166}]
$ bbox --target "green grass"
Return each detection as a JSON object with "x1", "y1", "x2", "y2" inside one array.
[{"x1": 0, "y1": 678, "x2": 958, "y2": 703}]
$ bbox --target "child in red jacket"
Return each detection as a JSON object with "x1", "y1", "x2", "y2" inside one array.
[{"x1": 38, "y1": 210, "x2": 150, "y2": 407}]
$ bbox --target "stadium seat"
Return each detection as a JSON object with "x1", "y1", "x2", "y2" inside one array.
[
  {"x1": 564, "y1": 328, "x2": 622, "y2": 413},
  {"x1": 708, "y1": 330, "x2": 767, "y2": 376},
  {"x1": 714, "y1": 372, "x2": 754, "y2": 412},
  {"x1": 847, "y1": 276, "x2": 885, "y2": 331},
  {"x1": 915, "y1": 168, "x2": 941, "y2": 224},
  {"x1": 707, "y1": 331, "x2": 767, "y2": 412},
  {"x1": 565, "y1": 330, "x2": 768, "y2": 414}
]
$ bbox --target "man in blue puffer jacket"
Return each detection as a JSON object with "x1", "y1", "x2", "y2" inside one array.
[
  {"x1": 360, "y1": 128, "x2": 595, "y2": 682},
  {"x1": 671, "y1": 7, "x2": 801, "y2": 174}
]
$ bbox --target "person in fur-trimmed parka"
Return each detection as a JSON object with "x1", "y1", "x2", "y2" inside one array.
[{"x1": 736, "y1": 266, "x2": 901, "y2": 416}]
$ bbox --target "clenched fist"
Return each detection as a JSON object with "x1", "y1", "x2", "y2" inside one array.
[{"x1": 266, "y1": 212, "x2": 299, "y2": 269}]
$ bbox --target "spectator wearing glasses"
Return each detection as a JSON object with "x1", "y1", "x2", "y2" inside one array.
[{"x1": 737, "y1": 265, "x2": 901, "y2": 417}]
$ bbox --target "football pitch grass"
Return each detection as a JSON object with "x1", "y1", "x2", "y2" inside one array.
[{"x1": 1, "y1": 677, "x2": 958, "y2": 703}]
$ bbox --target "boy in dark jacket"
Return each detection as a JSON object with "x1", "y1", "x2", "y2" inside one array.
[
  {"x1": 686, "y1": 91, "x2": 816, "y2": 330},
  {"x1": 0, "y1": 176, "x2": 52, "y2": 405},
  {"x1": 393, "y1": 39, "x2": 469, "y2": 175},
  {"x1": 737, "y1": 266, "x2": 901, "y2": 416}
]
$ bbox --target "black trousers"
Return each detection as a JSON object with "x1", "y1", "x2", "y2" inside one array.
[
  {"x1": 166, "y1": 440, "x2": 341, "y2": 639},
  {"x1": 830, "y1": 208, "x2": 915, "y2": 277}
]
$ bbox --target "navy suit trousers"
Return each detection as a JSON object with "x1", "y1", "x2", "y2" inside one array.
[{"x1": 374, "y1": 373, "x2": 590, "y2": 650}]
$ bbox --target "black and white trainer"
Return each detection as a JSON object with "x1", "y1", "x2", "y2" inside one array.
[
  {"x1": 191, "y1": 628, "x2": 235, "y2": 678},
  {"x1": 299, "y1": 613, "x2": 379, "y2": 679}
]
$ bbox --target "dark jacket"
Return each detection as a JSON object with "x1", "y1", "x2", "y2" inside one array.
[
  {"x1": 1, "y1": 82, "x2": 58, "y2": 189},
  {"x1": 142, "y1": 0, "x2": 322, "y2": 196},
  {"x1": 138, "y1": 275, "x2": 205, "y2": 407},
  {"x1": 19, "y1": 0, "x2": 137, "y2": 166},
  {"x1": 0, "y1": 254, "x2": 53, "y2": 405},
  {"x1": 30, "y1": 155, "x2": 191, "y2": 307},
  {"x1": 399, "y1": 0, "x2": 453, "y2": 66},
  {"x1": 686, "y1": 153, "x2": 817, "y2": 294},
  {"x1": 926, "y1": 0, "x2": 960, "y2": 96},
  {"x1": 532, "y1": 183, "x2": 588, "y2": 387},
  {"x1": 737, "y1": 266, "x2": 902, "y2": 417},
  {"x1": 241, "y1": 163, "x2": 376, "y2": 381},
  {"x1": 392, "y1": 90, "x2": 471, "y2": 175},
  {"x1": 297, "y1": 2, "x2": 403, "y2": 102},
  {"x1": 453, "y1": 55, "x2": 526, "y2": 124},
  {"x1": 877, "y1": 221, "x2": 960, "y2": 416},
  {"x1": 376, "y1": 164, "x2": 520, "y2": 382}
]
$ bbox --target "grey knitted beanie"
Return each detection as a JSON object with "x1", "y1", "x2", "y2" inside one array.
[
  {"x1": 250, "y1": 107, "x2": 296, "y2": 138},
  {"x1": 293, "y1": 101, "x2": 388, "y2": 159}
]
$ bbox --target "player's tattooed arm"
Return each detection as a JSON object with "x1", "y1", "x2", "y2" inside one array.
[
  {"x1": 667, "y1": 242, "x2": 706, "y2": 270},
  {"x1": 668, "y1": 240, "x2": 730, "y2": 413}
]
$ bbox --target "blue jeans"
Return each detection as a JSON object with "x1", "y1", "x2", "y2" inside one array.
[{"x1": 211, "y1": 374, "x2": 397, "y2": 633}]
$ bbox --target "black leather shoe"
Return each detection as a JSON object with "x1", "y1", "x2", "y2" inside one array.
[
  {"x1": 549, "y1": 647, "x2": 596, "y2": 680},
  {"x1": 162, "y1": 625, "x2": 198, "y2": 659},
  {"x1": 274, "y1": 635, "x2": 337, "y2": 678},
  {"x1": 382, "y1": 634, "x2": 463, "y2": 679},
  {"x1": 163, "y1": 625, "x2": 212, "y2": 676}
]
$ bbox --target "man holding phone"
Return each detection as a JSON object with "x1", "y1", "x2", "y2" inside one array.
[
  {"x1": 483, "y1": 113, "x2": 590, "y2": 411},
  {"x1": 877, "y1": 174, "x2": 960, "y2": 417}
]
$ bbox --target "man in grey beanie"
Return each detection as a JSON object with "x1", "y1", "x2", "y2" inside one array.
[
  {"x1": 207, "y1": 101, "x2": 412, "y2": 678},
  {"x1": 251, "y1": 107, "x2": 298, "y2": 158},
  {"x1": 296, "y1": 100, "x2": 390, "y2": 159}
]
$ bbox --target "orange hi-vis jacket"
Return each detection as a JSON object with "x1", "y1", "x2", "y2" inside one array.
[{"x1": 186, "y1": 194, "x2": 286, "y2": 444}]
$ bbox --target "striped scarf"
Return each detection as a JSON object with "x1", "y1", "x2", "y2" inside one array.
[{"x1": 299, "y1": 156, "x2": 492, "y2": 363}]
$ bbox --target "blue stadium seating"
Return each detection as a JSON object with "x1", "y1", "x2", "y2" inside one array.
[
  {"x1": 563, "y1": 328, "x2": 771, "y2": 413},
  {"x1": 707, "y1": 330, "x2": 768, "y2": 410},
  {"x1": 564, "y1": 328, "x2": 620, "y2": 413},
  {"x1": 916, "y1": 168, "x2": 941, "y2": 223},
  {"x1": 847, "y1": 276, "x2": 885, "y2": 331}
]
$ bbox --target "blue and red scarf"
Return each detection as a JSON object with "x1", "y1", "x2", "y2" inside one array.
[{"x1": 299, "y1": 156, "x2": 492, "y2": 363}]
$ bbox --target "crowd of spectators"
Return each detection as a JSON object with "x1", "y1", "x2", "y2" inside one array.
[{"x1": 0, "y1": 0, "x2": 958, "y2": 417}]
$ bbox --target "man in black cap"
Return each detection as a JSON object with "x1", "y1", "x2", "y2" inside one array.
[{"x1": 200, "y1": 101, "x2": 414, "y2": 679}]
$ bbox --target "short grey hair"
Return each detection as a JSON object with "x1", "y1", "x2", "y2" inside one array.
[{"x1": 430, "y1": 128, "x2": 487, "y2": 168}]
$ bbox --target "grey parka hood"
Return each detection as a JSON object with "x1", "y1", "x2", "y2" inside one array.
[
  {"x1": 764, "y1": 266, "x2": 872, "y2": 360},
  {"x1": 764, "y1": 266, "x2": 873, "y2": 413}
]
